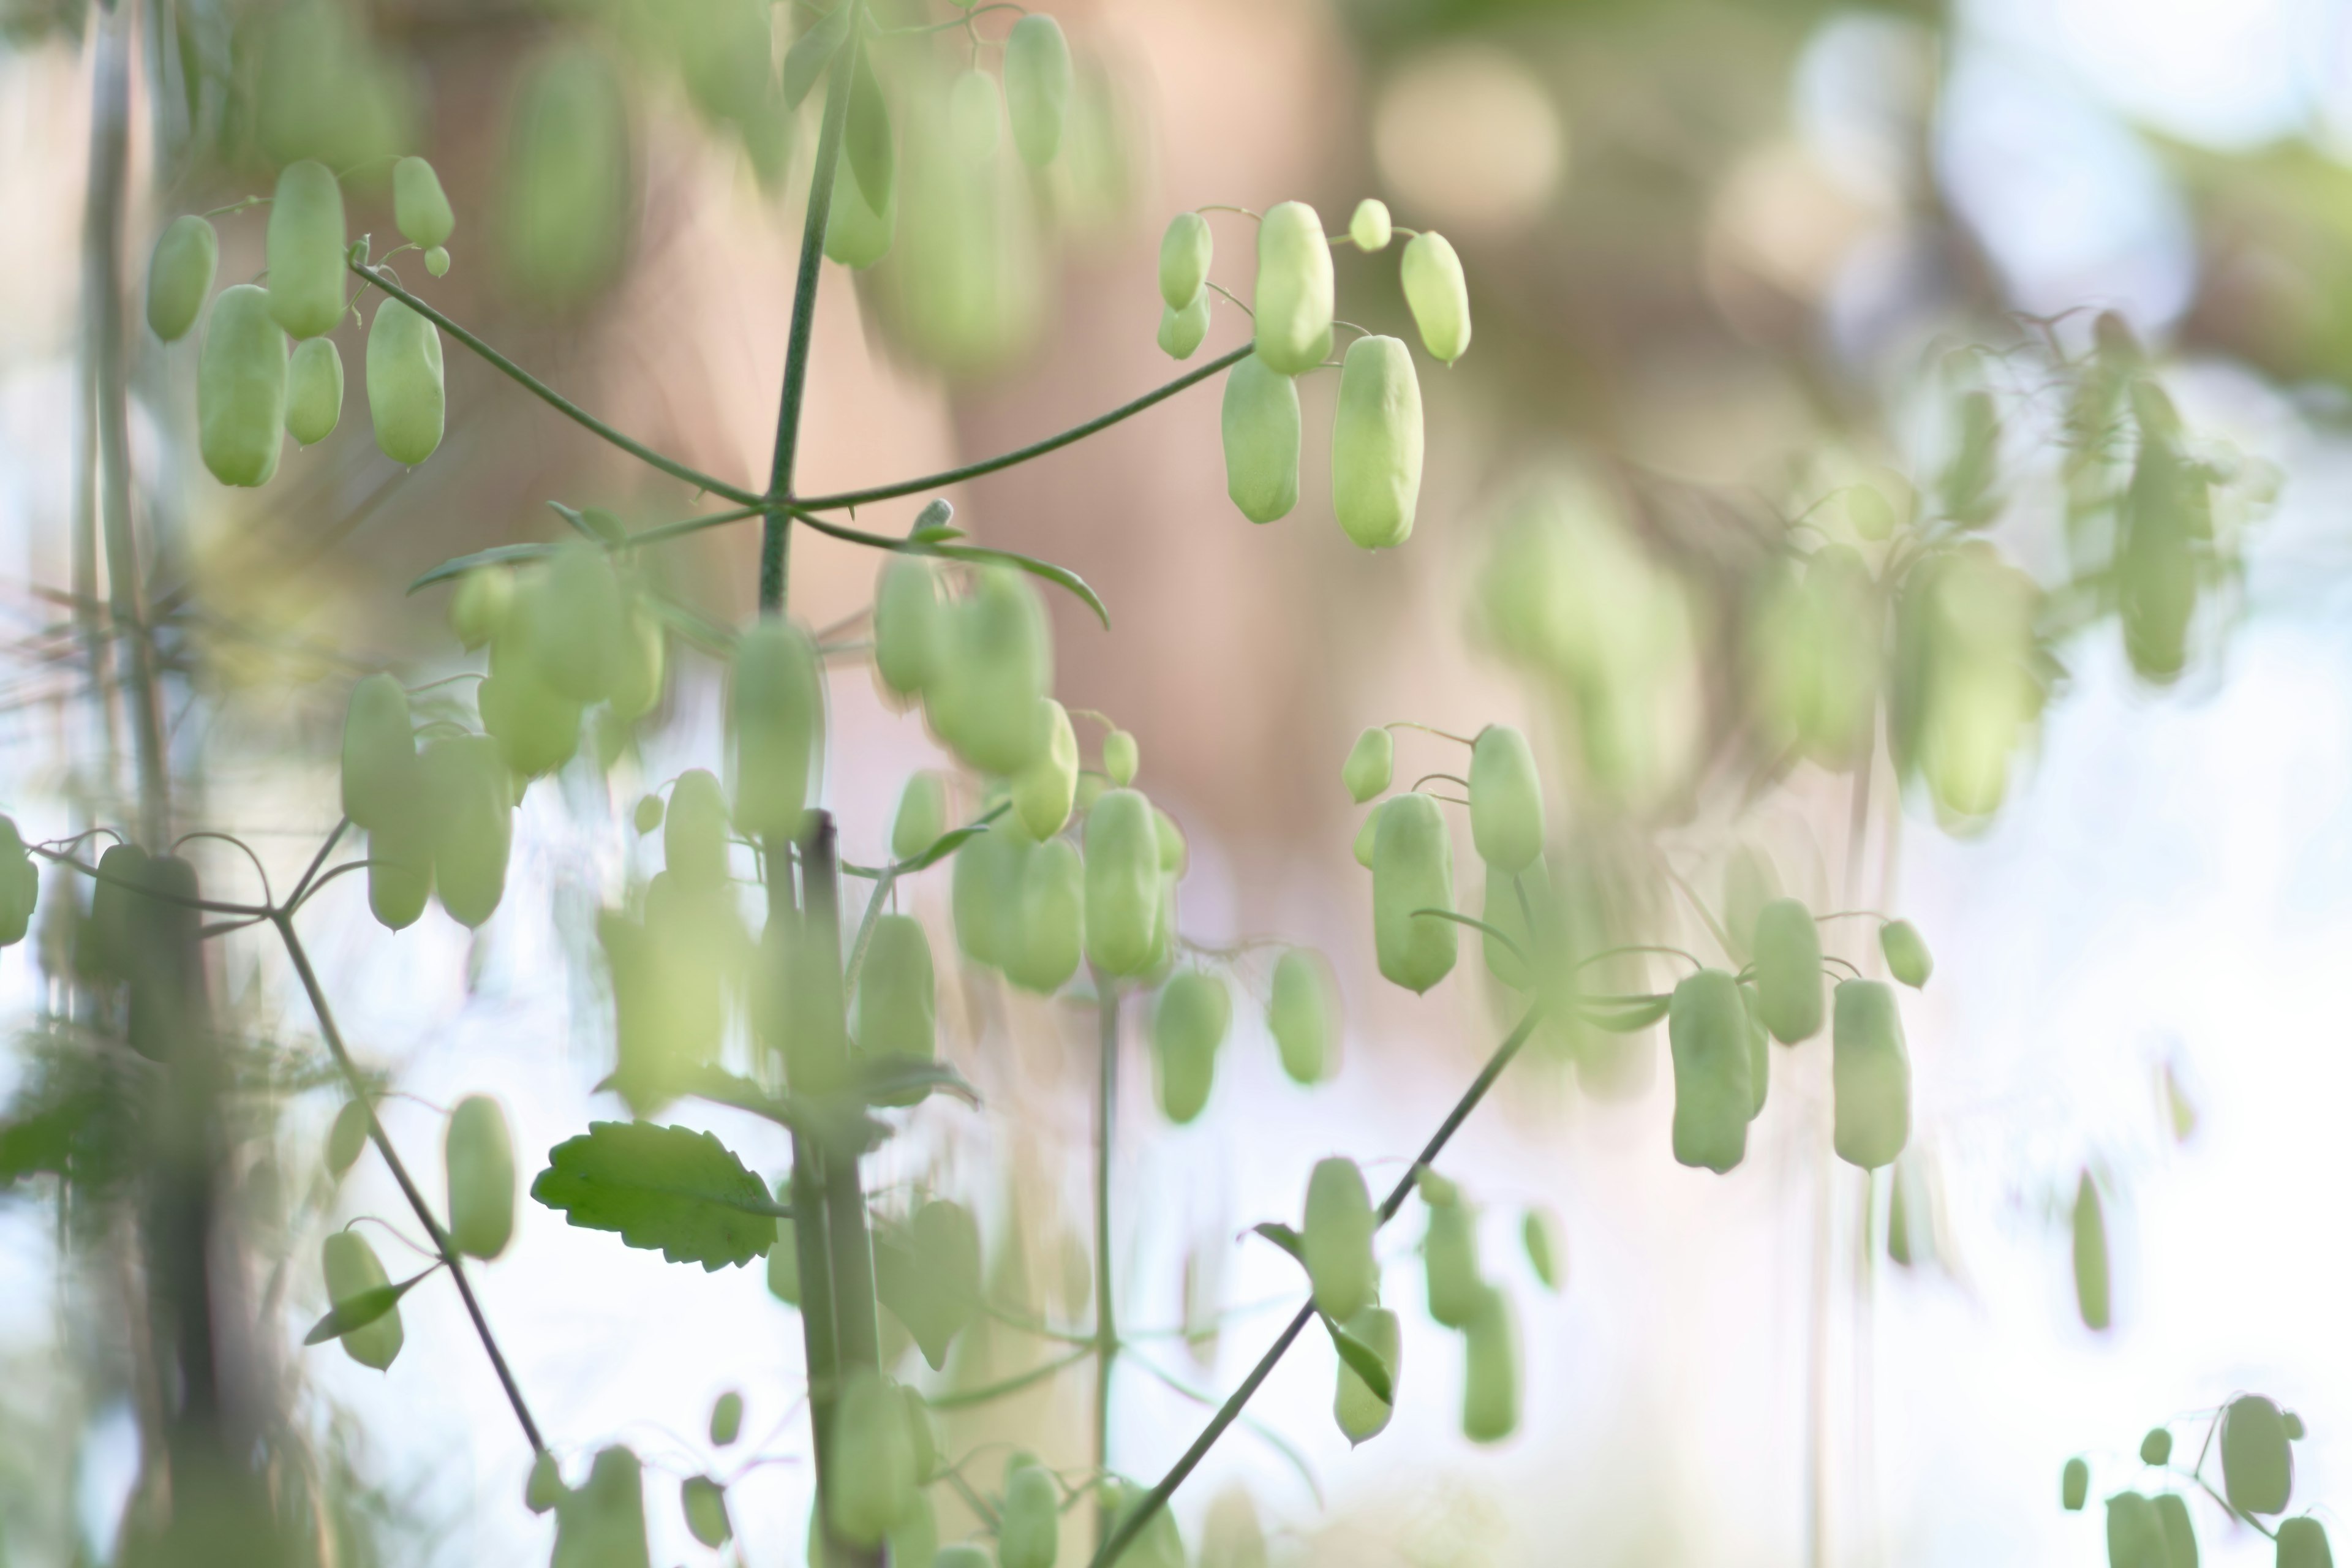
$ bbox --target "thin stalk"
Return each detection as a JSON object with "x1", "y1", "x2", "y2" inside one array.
[
  {"x1": 1086, "y1": 1004, "x2": 1544, "y2": 1568},
  {"x1": 1092, "y1": 973, "x2": 1119, "y2": 1552}
]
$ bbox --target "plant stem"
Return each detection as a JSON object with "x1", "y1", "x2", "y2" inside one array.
[
  {"x1": 1093, "y1": 972, "x2": 1120, "y2": 1551},
  {"x1": 1086, "y1": 1004, "x2": 1544, "y2": 1568},
  {"x1": 271, "y1": 912, "x2": 545, "y2": 1452},
  {"x1": 793, "y1": 344, "x2": 1253, "y2": 513}
]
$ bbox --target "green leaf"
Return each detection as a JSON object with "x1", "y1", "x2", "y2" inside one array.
[
  {"x1": 1325, "y1": 1313, "x2": 1393, "y2": 1407},
  {"x1": 301, "y1": 1268, "x2": 431, "y2": 1346},
  {"x1": 782, "y1": 6, "x2": 850, "y2": 110},
  {"x1": 854, "y1": 1058, "x2": 981, "y2": 1109},
  {"x1": 1251, "y1": 1221, "x2": 1305, "y2": 1264},
  {"x1": 846, "y1": 50, "x2": 894, "y2": 220},
  {"x1": 896, "y1": 823, "x2": 989, "y2": 874},
  {"x1": 909, "y1": 524, "x2": 967, "y2": 545},
  {"x1": 530, "y1": 1122, "x2": 786, "y2": 1270},
  {"x1": 409, "y1": 542, "x2": 559, "y2": 594},
  {"x1": 932, "y1": 544, "x2": 1110, "y2": 630}
]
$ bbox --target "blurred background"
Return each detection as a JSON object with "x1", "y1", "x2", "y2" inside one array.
[{"x1": 4, "y1": 0, "x2": 2352, "y2": 1562}]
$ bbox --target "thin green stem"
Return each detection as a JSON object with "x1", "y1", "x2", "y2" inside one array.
[
  {"x1": 1381, "y1": 720, "x2": 1477, "y2": 747},
  {"x1": 923, "y1": 1346, "x2": 1093, "y2": 1411},
  {"x1": 626, "y1": 503, "x2": 768, "y2": 549},
  {"x1": 1093, "y1": 970, "x2": 1120, "y2": 1553}
]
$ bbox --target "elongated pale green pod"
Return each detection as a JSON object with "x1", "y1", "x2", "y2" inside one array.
[
  {"x1": 341, "y1": 672, "x2": 417, "y2": 830},
  {"x1": 1005, "y1": 836, "x2": 1082, "y2": 994},
  {"x1": 1333, "y1": 1306, "x2": 1400, "y2": 1444},
  {"x1": 1014, "y1": 698, "x2": 1079, "y2": 839},
  {"x1": 500, "y1": 43, "x2": 632, "y2": 309},
  {"x1": 606, "y1": 608, "x2": 665, "y2": 723},
  {"x1": 1372, "y1": 791, "x2": 1456, "y2": 993},
  {"x1": 1268, "y1": 946, "x2": 1338, "y2": 1084},
  {"x1": 1401, "y1": 231, "x2": 1470, "y2": 363},
  {"x1": 2106, "y1": 1493, "x2": 2164, "y2": 1568},
  {"x1": 2061, "y1": 1457, "x2": 2090, "y2": 1512},
  {"x1": 1741, "y1": 982, "x2": 1769, "y2": 1119},
  {"x1": 1343, "y1": 727, "x2": 1393, "y2": 802},
  {"x1": 1352, "y1": 801, "x2": 1384, "y2": 869},
  {"x1": 1102, "y1": 729, "x2": 1139, "y2": 786},
  {"x1": 1668, "y1": 968, "x2": 1752, "y2": 1174},
  {"x1": 526, "y1": 1451, "x2": 564, "y2": 1514},
  {"x1": 424, "y1": 734, "x2": 512, "y2": 928},
  {"x1": 827, "y1": 1369, "x2": 914, "y2": 1546},
  {"x1": 2279, "y1": 1517, "x2": 2331, "y2": 1568},
  {"x1": 855, "y1": 914, "x2": 937, "y2": 1084},
  {"x1": 1461, "y1": 1283, "x2": 1520, "y2": 1442},
  {"x1": 1221, "y1": 353, "x2": 1302, "y2": 522},
  {"x1": 1522, "y1": 1208, "x2": 1563, "y2": 1289},
  {"x1": 927, "y1": 568, "x2": 1052, "y2": 776},
  {"x1": 873, "y1": 555, "x2": 940, "y2": 696},
  {"x1": 2153, "y1": 1493, "x2": 2196, "y2": 1568},
  {"x1": 681, "y1": 1476, "x2": 731, "y2": 1548},
  {"x1": 1253, "y1": 201, "x2": 1333, "y2": 375},
  {"x1": 1468, "y1": 725, "x2": 1542, "y2": 873},
  {"x1": 729, "y1": 620, "x2": 824, "y2": 842},
  {"x1": 1349, "y1": 198, "x2": 1392, "y2": 252},
  {"x1": 267, "y1": 160, "x2": 346, "y2": 339},
  {"x1": 146, "y1": 214, "x2": 217, "y2": 342},
  {"x1": 998, "y1": 1463, "x2": 1060, "y2": 1568},
  {"x1": 322, "y1": 1230, "x2": 403, "y2": 1370},
  {"x1": 478, "y1": 645, "x2": 583, "y2": 780},
  {"x1": 2066, "y1": 1168, "x2": 2109, "y2": 1332},
  {"x1": 2223, "y1": 1396, "x2": 2293, "y2": 1515},
  {"x1": 1422, "y1": 1193, "x2": 1482, "y2": 1329},
  {"x1": 824, "y1": 139, "x2": 897, "y2": 269},
  {"x1": 450, "y1": 565, "x2": 513, "y2": 650},
  {"x1": 526, "y1": 543, "x2": 627, "y2": 704},
  {"x1": 767, "y1": 1210, "x2": 799, "y2": 1305},
  {"x1": 1158, "y1": 291, "x2": 1211, "y2": 360},
  {"x1": 1831, "y1": 979, "x2": 1909, "y2": 1169},
  {"x1": 1159, "y1": 212, "x2": 1212, "y2": 310},
  {"x1": 946, "y1": 66, "x2": 1003, "y2": 157},
  {"x1": 393, "y1": 155, "x2": 455, "y2": 248},
  {"x1": 1752, "y1": 897, "x2": 1823, "y2": 1043},
  {"x1": 198, "y1": 284, "x2": 288, "y2": 486},
  {"x1": 1106, "y1": 1480, "x2": 1188, "y2": 1568},
  {"x1": 1085, "y1": 788, "x2": 1159, "y2": 976},
  {"x1": 552, "y1": 1446, "x2": 650, "y2": 1568},
  {"x1": 1302, "y1": 1156, "x2": 1376, "y2": 1322},
  {"x1": 366, "y1": 793, "x2": 433, "y2": 931},
  {"x1": 1332, "y1": 334, "x2": 1423, "y2": 549},
  {"x1": 1880, "y1": 919, "x2": 1933, "y2": 988},
  {"x1": 891, "y1": 772, "x2": 949, "y2": 862},
  {"x1": 951, "y1": 819, "x2": 1030, "y2": 969},
  {"x1": 366, "y1": 296, "x2": 445, "y2": 465},
  {"x1": 709, "y1": 1392, "x2": 744, "y2": 1447},
  {"x1": 443, "y1": 1094, "x2": 514, "y2": 1260},
  {"x1": 0, "y1": 823, "x2": 39, "y2": 948},
  {"x1": 1003, "y1": 15, "x2": 1071, "y2": 166},
  {"x1": 284, "y1": 336, "x2": 344, "y2": 445},
  {"x1": 1153, "y1": 970, "x2": 1230, "y2": 1124},
  {"x1": 1153, "y1": 805, "x2": 1187, "y2": 874}
]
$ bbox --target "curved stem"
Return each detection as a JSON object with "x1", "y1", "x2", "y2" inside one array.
[
  {"x1": 30, "y1": 845, "x2": 270, "y2": 918},
  {"x1": 1093, "y1": 970, "x2": 1120, "y2": 1553},
  {"x1": 924, "y1": 1345, "x2": 1092, "y2": 1412}
]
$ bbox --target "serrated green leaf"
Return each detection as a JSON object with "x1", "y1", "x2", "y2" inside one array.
[
  {"x1": 1251, "y1": 1221, "x2": 1305, "y2": 1264},
  {"x1": 1325, "y1": 1313, "x2": 1394, "y2": 1406},
  {"x1": 408, "y1": 543, "x2": 560, "y2": 594},
  {"x1": 530, "y1": 1122, "x2": 787, "y2": 1270},
  {"x1": 846, "y1": 51, "x2": 893, "y2": 219},
  {"x1": 931, "y1": 544, "x2": 1110, "y2": 630},
  {"x1": 782, "y1": 6, "x2": 850, "y2": 110}
]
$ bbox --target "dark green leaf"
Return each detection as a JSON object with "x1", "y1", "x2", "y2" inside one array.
[
  {"x1": 897, "y1": 824, "x2": 988, "y2": 874},
  {"x1": 932, "y1": 545, "x2": 1110, "y2": 630},
  {"x1": 549, "y1": 500, "x2": 627, "y2": 546},
  {"x1": 855, "y1": 1058, "x2": 981, "y2": 1109},
  {"x1": 409, "y1": 542, "x2": 559, "y2": 594},
  {"x1": 846, "y1": 51, "x2": 893, "y2": 216},
  {"x1": 301, "y1": 1268, "x2": 430, "y2": 1346},
  {"x1": 1251, "y1": 1221, "x2": 1305, "y2": 1264},
  {"x1": 530, "y1": 1122, "x2": 785, "y2": 1270},
  {"x1": 782, "y1": 6, "x2": 850, "y2": 109},
  {"x1": 1325, "y1": 1314, "x2": 1393, "y2": 1406}
]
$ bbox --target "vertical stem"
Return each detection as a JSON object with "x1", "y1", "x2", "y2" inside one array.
[{"x1": 1092, "y1": 973, "x2": 1120, "y2": 1549}]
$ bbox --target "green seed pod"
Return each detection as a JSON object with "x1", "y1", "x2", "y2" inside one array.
[
  {"x1": 266, "y1": 160, "x2": 347, "y2": 341},
  {"x1": 1468, "y1": 725, "x2": 1542, "y2": 873},
  {"x1": 393, "y1": 155, "x2": 455, "y2": 249},
  {"x1": 1352, "y1": 801, "x2": 1384, "y2": 869},
  {"x1": 1343, "y1": 727, "x2": 1393, "y2": 803},
  {"x1": 855, "y1": 913, "x2": 937, "y2": 1087},
  {"x1": 424, "y1": 245, "x2": 450, "y2": 277},
  {"x1": 1831, "y1": 979, "x2": 1909, "y2": 1170},
  {"x1": 366, "y1": 791, "x2": 433, "y2": 931},
  {"x1": 873, "y1": 555, "x2": 941, "y2": 697},
  {"x1": 1253, "y1": 200, "x2": 1333, "y2": 375},
  {"x1": 1880, "y1": 919, "x2": 1932, "y2": 988},
  {"x1": 899, "y1": 1385, "x2": 939, "y2": 1482},
  {"x1": 518, "y1": 543, "x2": 625, "y2": 704},
  {"x1": 681, "y1": 1476, "x2": 731, "y2": 1548},
  {"x1": 2223, "y1": 1396, "x2": 2293, "y2": 1515},
  {"x1": 927, "y1": 568, "x2": 1053, "y2": 777},
  {"x1": 1221, "y1": 352, "x2": 1302, "y2": 523},
  {"x1": 1159, "y1": 212, "x2": 1212, "y2": 311},
  {"x1": 709, "y1": 1391, "x2": 744, "y2": 1447},
  {"x1": 2141, "y1": 1428, "x2": 2173, "y2": 1466},
  {"x1": 1102, "y1": 729, "x2": 1139, "y2": 786},
  {"x1": 326, "y1": 1099, "x2": 370, "y2": 1176},
  {"x1": 1106, "y1": 1480, "x2": 1188, "y2": 1568},
  {"x1": 1268, "y1": 947, "x2": 1338, "y2": 1085},
  {"x1": 1302, "y1": 1155, "x2": 1377, "y2": 1322},
  {"x1": 1423, "y1": 1194, "x2": 1482, "y2": 1329},
  {"x1": 527, "y1": 1450, "x2": 564, "y2": 1514},
  {"x1": 1349, "y1": 198, "x2": 1392, "y2": 252},
  {"x1": 2287, "y1": 1412, "x2": 2308, "y2": 1441},
  {"x1": 663, "y1": 769, "x2": 729, "y2": 889},
  {"x1": 998, "y1": 1463, "x2": 1060, "y2": 1568},
  {"x1": 946, "y1": 66, "x2": 1002, "y2": 157},
  {"x1": 827, "y1": 1369, "x2": 914, "y2": 1547},
  {"x1": 423, "y1": 734, "x2": 513, "y2": 929},
  {"x1": 1400, "y1": 231, "x2": 1471, "y2": 363},
  {"x1": 1003, "y1": 15, "x2": 1072, "y2": 167},
  {"x1": 500, "y1": 43, "x2": 633, "y2": 309},
  {"x1": 2073, "y1": 1169, "x2": 2110, "y2": 1332},
  {"x1": 443, "y1": 1093, "x2": 514, "y2": 1261},
  {"x1": 84, "y1": 842, "x2": 148, "y2": 981},
  {"x1": 2158, "y1": 1493, "x2": 2199, "y2": 1568},
  {"x1": 824, "y1": 137, "x2": 897, "y2": 269},
  {"x1": 951, "y1": 819, "x2": 1031, "y2": 970},
  {"x1": 1332, "y1": 334, "x2": 1424, "y2": 550},
  {"x1": 2062, "y1": 1457, "x2": 2090, "y2": 1512},
  {"x1": 891, "y1": 1199, "x2": 983, "y2": 1370},
  {"x1": 1005, "y1": 836, "x2": 1082, "y2": 994},
  {"x1": 767, "y1": 1210, "x2": 800, "y2": 1305},
  {"x1": 1371, "y1": 791, "x2": 1457, "y2": 994},
  {"x1": 1014, "y1": 699, "x2": 1079, "y2": 839},
  {"x1": 451, "y1": 565, "x2": 514, "y2": 650},
  {"x1": 1158, "y1": 291, "x2": 1212, "y2": 361},
  {"x1": 1752, "y1": 897, "x2": 1823, "y2": 1044},
  {"x1": 2106, "y1": 1493, "x2": 2165, "y2": 1568},
  {"x1": 1084, "y1": 788, "x2": 1159, "y2": 977},
  {"x1": 146, "y1": 214, "x2": 218, "y2": 342},
  {"x1": 606, "y1": 608, "x2": 666, "y2": 723},
  {"x1": 1153, "y1": 970, "x2": 1230, "y2": 1125},
  {"x1": 886, "y1": 1488, "x2": 935, "y2": 1568},
  {"x1": 2279, "y1": 1517, "x2": 2332, "y2": 1568},
  {"x1": 552, "y1": 1446, "x2": 649, "y2": 1568},
  {"x1": 1522, "y1": 1208, "x2": 1562, "y2": 1290},
  {"x1": 729, "y1": 620, "x2": 825, "y2": 842},
  {"x1": 341, "y1": 673, "x2": 417, "y2": 831},
  {"x1": 478, "y1": 645, "x2": 584, "y2": 780},
  {"x1": 1668, "y1": 969, "x2": 1752, "y2": 1174},
  {"x1": 366, "y1": 296, "x2": 445, "y2": 466},
  {"x1": 284, "y1": 336, "x2": 344, "y2": 445},
  {"x1": 1460, "y1": 1283, "x2": 1520, "y2": 1444},
  {"x1": 892, "y1": 772, "x2": 949, "y2": 862},
  {"x1": 1333, "y1": 1305, "x2": 1400, "y2": 1444},
  {"x1": 197, "y1": 284, "x2": 288, "y2": 487},
  {"x1": 1152, "y1": 805, "x2": 1187, "y2": 875},
  {"x1": 321, "y1": 1229, "x2": 402, "y2": 1371}
]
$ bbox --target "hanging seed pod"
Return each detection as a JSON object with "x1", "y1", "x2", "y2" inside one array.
[
  {"x1": 1349, "y1": 198, "x2": 1392, "y2": 252},
  {"x1": 1668, "y1": 969, "x2": 1752, "y2": 1174},
  {"x1": 1014, "y1": 699, "x2": 1079, "y2": 839},
  {"x1": 1159, "y1": 211, "x2": 1212, "y2": 310},
  {"x1": 1468, "y1": 725, "x2": 1542, "y2": 874},
  {"x1": 341, "y1": 673, "x2": 417, "y2": 831},
  {"x1": 1331, "y1": 334, "x2": 1423, "y2": 550},
  {"x1": 767, "y1": 1209, "x2": 799, "y2": 1305},
  {"x1": 1752, "y1": 897, "x2": 1823, "y2": 1044},
  {"x1": 828, "y1": 1370, "x2": 915, "y2": 1546},
  {"x1": 2139, "y1": 1429, "x2": 2174, "y2": 1467},
  {"x1": 2286, "y1": 1413, "x2": 2308, "y2": 1441},
  {"x1": 1302, "y1": 1156, "x2": 1377, "y2": 1322},
  {"x1": 1158, "y1": 291, "x2": 1212, "y2": 361},
  {"x1": 266, "y1": 160, "x2": 347, "y2": 341},
  {"x1": 1106, "y1": 1480, "x2": 1188, "y2": 1568},
  {"x1": 0, "y1": 824, "x2": 38, "y2": 950},
  {"x1": 1102, "y1": 729, "x2": 1140, "y2": 786},
  {"x1": 197, "y1": 284, "x2": 289, "y2": 487},
  {"x1": 927, "y1": 568, "x2": 1053, "y2": 777},
  {"x1": 500, "y1": 43, "x2": 632, "y2": 309},
  {"x1": 443, "y1": 1093, "x2": 515, "y2": 1261},
  {"x1": 284, "y1": 336, "x2": 344, "y2": 445},
  {"x1": 321, "y1": 1230, "x2": 403, "y2": 1371},
  {"x1": 1400, "y1": 231, "x2": 1471, "y2": 364},
  {"x1": 1880, "y1": 919, "x2": 1933, "y2": 988},
  {"x1": 888, "y1": 1200, "x2": 984, "y2": 1370},
  {"x1": 899, "y1": 1387, "x2": 939, "y2": 1482},
  {"x1": 552, "y1": 1446, "x2": 649, "y2": 1568},
  {"x1": 1084, "y1": 788, "x2": 1158, "y2": 977},
  {"x1": 680, "y1": 1476, "x2": 731, "y2": 1548},
  {"x1": 2062, "y1": 1457, "x2": 2090, "y2": 1512},
  {"x1": 366, "y1": 296, "x2": 445, "y2": 466},
  {"x1": 1334, "y1": 1305, "x2": 1400, "y2": 1444},
  {"x1": 423, "y1": 734, "x2": 512, "y2": 929},
  {"x1": 1422, "y1": 1193, "x2": 1482, "y2": 1329},
  {"x1": 525, "y1": 543, "x2": 627, "y2": 704},
  {"x1": 729, "y1": 620, "x2": 825, "y2": 843},
  {"x1": 998, "y1": 1463, "x2": 1060, "y2": 1568},
  {"x1": 2071, "y1": 1169, "x2": 2109, "y2": 1332},
  {"x1": 1003, "y1": 15, "x2": 1072, "y2": 166},
  {"x1": 2106, "y1": 1493, "x2": 2165, "y2": 1568},
  {"x1": 2223, "y1": 1396, "x2": 2293, "y2": 1515},
  {"x1": 854, "y1": 914, "x2": 937, "y2": 1094},
  {"x1": 146, "y1": 214, "x2": 218, "y2": 342},
  {"x1": 325, "y1": 1099, "x2": 370, "y2": 1177},
  {"x1": 1352, "y1": 801, "x2": 1384, "y2": 869},
  {"x1": 1268, "y1": 946, "x2": 1338, "y2": 1085},
  {"x1": 1343, "y1": 727, "x2": 1393, "y2": 803},
  {"x1": 1005, "y1": 836, "x2": 1083, "y2": 994},
  {"x1": 1152, "y1": 970, "x2": 1230, "y2": 1125},
  {"x1": 450, "y1": 565, "x2": 514, "y2": 650},
  {"x1": 2154, "y1": 1493, "x2": 2196, "y2": 1568},
  {"x1": 478, "y1": 639, "x2": 584, "y2": 780},
  {"x1": 892, "y1": 772, "x2": 949, "y2": 862},
  {"x1": 84, "y1": 842, "x2": 148, "y2": 982},
  {"x1": 952, "y1": 818, "x2": 1031, "y2": 970},
  {"x1": 1461, "y1": 1283, "x2": 1520, "y2": 1443},
  {"x1": 1253, "y1": 201, "x2": 1333, "y2": 375},
  {"x1": 873, "y1": 554, "x2": 941, "y2": 697},
  {"x1": 824, "y1": 136, "x2": 897, "y2": 269},
  {"x1": 1831, "y1": 979, "x2": 1909, "y2": 1169},
  {"x1": 2278, "y1": 1518, "x2": 2332, "y2": 1568},
  {"x1": 366, "y1": 793, "x2": 433, "y2": 931},
  {"x1": 708, "y1": 1392, "x2": 744, "y2": 1447},
  {"x1": 1372, "y1": 791, "x2": 1457, "y2": 994},
  {"x1": 526, "y1": 1451, "x2": 564, "y2": 1514},
  {"x1": 1221, "y1": 352, "x2": 1302, "y2": 523},
  {"x1": 1522, "y1": 1208, "x2": 1563, "y2": 1290},
  {"x1": 393, "y1": 155, "x2": 456, "y2": 249},
  {"x1": 659, "y1": 770, "x2": 729, "y2": 891}
]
